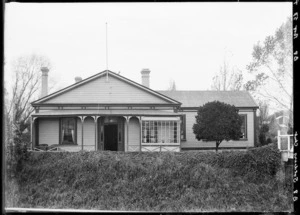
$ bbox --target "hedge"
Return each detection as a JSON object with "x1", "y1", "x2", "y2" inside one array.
[
  {"x1": 176, "y1": 143, "x2": 282, "y2": 182},
  {"x1": 5, "y1": 143, "x2": 291, "y2": 212}
]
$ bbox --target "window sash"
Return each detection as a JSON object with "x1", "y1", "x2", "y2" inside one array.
[
  {"x1": 60, "y1": 118, "x2": 77, "y2": 145},
  {"x1": 239, "y1": 114, "x2": 247, "y2": 139},
  {"x1": 180, "y1": 115, "x2": 186, "y2": 141}
]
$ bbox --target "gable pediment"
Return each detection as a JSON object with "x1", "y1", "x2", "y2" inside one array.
[{"x1": 32, "y1": 70, "x2": 180, "y2": 106}]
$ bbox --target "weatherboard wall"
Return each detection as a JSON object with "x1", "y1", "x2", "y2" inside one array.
[
  {"x1": 38, "y1": 118, "x2": 59, "y2": 146},
  {"x1": 181, "y1": 110, "x2": 255, "y2": 149}
]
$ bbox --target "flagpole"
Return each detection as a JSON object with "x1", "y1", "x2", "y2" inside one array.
[{"x1": 106, "y1": 22, "x2": 108, "y2": 82}]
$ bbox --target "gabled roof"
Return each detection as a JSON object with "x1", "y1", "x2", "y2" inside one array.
[
  {"x1": 32, "y1": 70, "x2": 181, "y2": 105},
  {"x1": 157, "y1": 90, "x2": 258, "y2": 108}
]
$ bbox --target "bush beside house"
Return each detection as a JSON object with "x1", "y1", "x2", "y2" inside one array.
[{"x1": 193, "y1": 101, "x2": 243, "y2": 152}]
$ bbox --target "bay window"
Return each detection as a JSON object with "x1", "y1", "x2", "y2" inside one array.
[{"x1": 141, "y1": 117, "x2": 180, "y2": 144}]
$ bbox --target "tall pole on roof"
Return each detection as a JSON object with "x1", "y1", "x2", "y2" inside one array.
[{"x1": 106, "y1": 22, "x2": 109, "y2": 81}]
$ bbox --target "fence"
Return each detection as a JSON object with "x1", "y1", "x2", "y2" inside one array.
[{"x1": 27, "y1": 143, "x2": 64, "y2": 152}]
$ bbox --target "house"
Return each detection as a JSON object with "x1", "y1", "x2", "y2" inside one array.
[
  {"x1": 268, "y1": 110, "x2": 292, "y2": 135},
  {"x1": 30, "y1": 68, "x2": 258, "y2": 152}
]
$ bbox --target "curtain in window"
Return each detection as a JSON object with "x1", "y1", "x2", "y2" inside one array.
[
  {"x1": 62, "y1": 129, "x2": 65, "y2": 142},
  {"x1": 180, "y1": 115, "x2": 186, "y2": 141},
  {"x1": 142, "y1": 120, "x2": 179, "y2": 144},
  {"x1": 240, "y1": 115, "x2": 247, "y2": 139},
  {"x1": 71, "y1": 130, "x2": 74, "y2": 143},
  {"x1": 61, "y1": 118, "x2": 76, "y2": 144}
]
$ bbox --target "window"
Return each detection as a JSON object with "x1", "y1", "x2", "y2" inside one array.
[
  {"x1": 142, "y1": 120, "x2": 179, "y2": 144},
  {"x1": 240, "y1": 115, "x2": 247, "y2": 139},
  {"x1": 278, "y1": 116, "x2": 283, "y2": 125},
  {"x1": 180, "y1": 115, "x2": 186, "y2": 141},
  {"x1": 60, "y1": 118, "x2": 76, "y2": 145}
]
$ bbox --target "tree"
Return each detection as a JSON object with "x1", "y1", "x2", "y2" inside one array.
[
  {"x1": 258, "y1": 102, "x2": 272, "y2": 145},
  {"x1": 256, "y1": 101, "x2": 272, "y2": 146},
  {"x1": 257, "y1": 101, "x2": 269, "y2": 126},
  {"x1": 192, "y1": 101, "x2": 243, "y2": 152},
  {"x1": 167, "y1": 79, "x2": 177, "y2": 91},
  {"x1": 245, "y1": 17, "x2": 292, "y2": 129},
  {"x1": 211, "y1": 59, "x2": 243, "y2": 91},
  {"x1": 4, "y1": 86, "x2": 13, "y2": 147},
  {"x1": 5, "y1": 54, "x2": 52, "y2": 147},
  {"x1": 258, "y1": 124, "x2": 271, "y2": 146}
]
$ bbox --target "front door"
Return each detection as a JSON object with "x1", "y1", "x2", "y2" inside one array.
[{"x1": 104, "y1": 124, "x2": 118, "y2": 151}]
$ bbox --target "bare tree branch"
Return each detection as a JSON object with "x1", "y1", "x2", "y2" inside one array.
[
  {"x1": 6, "y1": 54, "x2": 53, "y2": 141},
  {"x1": 265, "y1": 64, "x2": 291, "y2": 99},
  {"x1": 211, "y1": 59, "x2": 243, "y2": 91},
  {"x1": 246, "y1": 18, "x2": 293, "y2": 127},
  {"x1": 256, "y1": 89, "x2": 291, "y2": 111}
]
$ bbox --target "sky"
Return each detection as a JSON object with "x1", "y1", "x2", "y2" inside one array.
[{"x1": 4, "y1": 2, "x2": 292, "y2": 93}]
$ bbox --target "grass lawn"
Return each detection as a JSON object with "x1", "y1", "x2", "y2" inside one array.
[{"x1": 5, "y1": 144, "x2": 293, "y2": 212}]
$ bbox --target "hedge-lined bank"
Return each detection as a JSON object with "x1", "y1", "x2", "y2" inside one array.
[{"x1": 6, "y1": 144, "x2": 293, "y2": 212}]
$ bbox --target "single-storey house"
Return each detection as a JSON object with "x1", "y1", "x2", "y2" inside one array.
[{"x1": 31, "y1": 68, "x2": 258, "y2": 152}]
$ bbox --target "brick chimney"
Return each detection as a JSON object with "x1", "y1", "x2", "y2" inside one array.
[
  {"x1": 75, "y1": 76, "x2": 82, "y2": 83},
  {"x1": 41, "y1": 67, "x2": 49, "y2": 98},
  {"x1": 141, "y1": 68, "x2": 151, "y2": 88}
]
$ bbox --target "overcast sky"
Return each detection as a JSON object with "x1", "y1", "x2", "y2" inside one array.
[{"x1": 5, "y1": 2, "x2": 292, "y2": 92}]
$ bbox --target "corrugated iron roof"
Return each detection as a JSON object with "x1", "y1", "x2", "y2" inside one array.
[{"x1": 157, "y1": 91, "x2": 258, "y2": 108}]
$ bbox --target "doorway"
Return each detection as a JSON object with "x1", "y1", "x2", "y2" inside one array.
[{"x1": 104, "y1": 124, "x2": 118, "y2": 151}]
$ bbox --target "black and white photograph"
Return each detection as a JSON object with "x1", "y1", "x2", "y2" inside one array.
[{"x1": 4, "y1": 2, "x2": 295, "y2": 213}]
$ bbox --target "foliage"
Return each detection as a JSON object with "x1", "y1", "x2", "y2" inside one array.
[
  {"x1": 4, "y1": 87, "x2": 13, "y2": 146},
  {"x1": 6, "y1": 118, "x2": 31, "y2": 177},
  {"x1": 258, "y1": 124, "x2": 271, "y2": 146},
  {"x1": 5, "y1": 54, "x2": 52, "y2": 178},
  {"x1": 257, "y1": 101, "x2": 269, "y2": 126},
  {"x1": 253, "y1": 101, "x2": 270, "y2": 147},
  {"x1": 214, "y1": 143, "x2": 281, "y2": 182},
  {"x1": 5, "y1": 145, "x2": 291, "y2": 212},
  {"x1": 193, "y1": 101, "x2": 242, "y2": 152},
  {"x1": 6, "y1": 140, "x2": 29, "y2": 180},
  {"x1": 245, "y1": 17, "x2": 292, "y2": 124}
]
